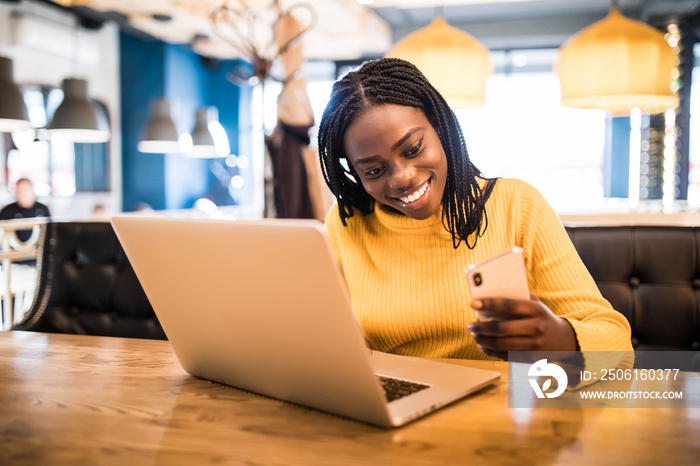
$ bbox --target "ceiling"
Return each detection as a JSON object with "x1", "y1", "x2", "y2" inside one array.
[
  {"x1": 376, "y1": 0, "x2": 700, "y2": 49},
  {"x1": 35, "y1": 0, "x2": 700, "y2": 60}
]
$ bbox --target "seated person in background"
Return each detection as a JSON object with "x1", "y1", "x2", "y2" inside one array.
[
  {"x1": 132, "y1": 202, "x2": 153, "y2": 213},
  {"x1": 317, "y1": 58, "x2": 633, "y2": 362},
  {"x1": 91, "y1": 203, "x2": 109, "y2": 218},
  {"x1": 0, "y1": 178, "x2": 51, "y2": 242}
]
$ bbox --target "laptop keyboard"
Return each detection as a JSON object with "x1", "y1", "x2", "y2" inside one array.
[{"x1": 379, "y1": 376, "x2": 430, "y2": 402}]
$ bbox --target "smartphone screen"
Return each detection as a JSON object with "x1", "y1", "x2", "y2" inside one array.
[{"x1": 466, "y1": 247, "x2": 530, "y2": 321}]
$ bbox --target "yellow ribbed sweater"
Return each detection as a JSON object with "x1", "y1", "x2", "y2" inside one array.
[{"x1": 324, "y1": 178, "x2": 633, "y2": 359}]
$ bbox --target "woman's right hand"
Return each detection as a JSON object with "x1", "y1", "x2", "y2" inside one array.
[{"x1": 467, "y1": 293, "x2": 578, "y2": 359}]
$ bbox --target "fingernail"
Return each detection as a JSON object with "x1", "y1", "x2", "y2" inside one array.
[{"x1": 472, "y1": 299, "x2": 482, "y2": 309}]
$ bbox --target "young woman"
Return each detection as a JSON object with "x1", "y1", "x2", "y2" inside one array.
[{"x1": 318, "y1": 57, "x2": 632, "y2": 360}]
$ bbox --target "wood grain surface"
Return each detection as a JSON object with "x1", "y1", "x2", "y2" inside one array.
[{"x1": 1, "y1": 331, "x2": 698, "y2": 465}]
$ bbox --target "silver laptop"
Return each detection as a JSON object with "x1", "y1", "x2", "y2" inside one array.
[{"x1": 111, "y1": 215, "x2": 500, "y2": 428}]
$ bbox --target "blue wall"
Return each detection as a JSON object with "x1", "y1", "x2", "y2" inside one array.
[
  {"x1": 163, "y1": 44, "x2": 210, "y2": 210},
  {"x1": 120, "y1": 34, "x2": 168, "y2": 211},
  {"x1": 120, "y1": 32, "x2": 244, "y2": 211}
]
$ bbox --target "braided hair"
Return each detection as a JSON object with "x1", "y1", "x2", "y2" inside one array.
[{"x1": 317, "y1": 57, "x2": 496, "y2": 249}]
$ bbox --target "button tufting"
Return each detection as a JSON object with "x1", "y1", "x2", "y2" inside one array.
[
  {"x1": 692, "y1": 341, "x2": 700, "y2": 351},
  {"x1": 628, "y1": 277, "x2": 640, "y2": 288},
  {"x1": 631, "y1": 337, "x2": 640, "y2": 348}
]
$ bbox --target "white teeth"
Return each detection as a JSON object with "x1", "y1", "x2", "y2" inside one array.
[{"x1": 398, "y1": 181, "x2": 429, "y2": 204}]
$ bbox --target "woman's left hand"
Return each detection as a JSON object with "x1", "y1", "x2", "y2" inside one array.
[{"x1": 467, "y1": 293, "x2": 578, "y2": 360}]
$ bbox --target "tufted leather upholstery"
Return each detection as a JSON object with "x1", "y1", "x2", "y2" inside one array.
[
  {"x1": 13, "y1": 221, "x2": 166, "y2": 339},
  {"x1": 565, "y1": 225, "x2": 700, "y2": 353}
]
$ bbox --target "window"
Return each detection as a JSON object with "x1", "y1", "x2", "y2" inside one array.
[
  {"x1": 259, "y1": 55, "x2": 611, "y2": 214},
  {"x1": 303, "y1": 55, "x2": 608, "y2": 213},
  {"x1": 4, "y1": 84, "x2": 109, "y2": 197},
  {"x1": 456, "y1": 71, "x2": 607, "y2": 213}
]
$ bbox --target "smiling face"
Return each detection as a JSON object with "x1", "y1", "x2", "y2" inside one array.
[{"x1": 343, "y1": 104, "x2": 448, "y2": 220}]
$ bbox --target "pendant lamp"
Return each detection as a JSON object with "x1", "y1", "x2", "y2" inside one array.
[
  {"x1": 187, "y1": 107, "x2": 229, "y2": 158},
  {"x1": 138, "y1": 98, "x2": 192, "y2": 154},
  {"x1": 47, "y1": 78, "x2": 110, "y2": 142},
  {"x1": 385, "y1": 17, "x2": 492, "y2": 109},
  {"x1": 0, "y1": 56, "x2": 32, "y2": 132},
  {"x1": 555, "y1": 8, "x2": 678, "y2": 115}
]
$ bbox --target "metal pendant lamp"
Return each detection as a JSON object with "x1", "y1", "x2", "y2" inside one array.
[
  {"x1": 385, "y1": 17, "x2": 492, "y2": 109},
  {"x1": 555, "y1": 8, "x2": 678, "y2": 115},
  {"x1": 0, "y1": 56, "x2": 32, "y2": 132},
  {"x1": 187, "y1": 106, "x2": 229, "y2": 158},
  {"x1": 47, "y1": 78, "x2": 110, "y2": 143},
  {"x1": 138, "y1": 98, "x2": 192, "y2": 154}
]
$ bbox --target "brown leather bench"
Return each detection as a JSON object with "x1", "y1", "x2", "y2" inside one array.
[{"x1": 566, "y1": 225, "x2": 700, "y2": 370}]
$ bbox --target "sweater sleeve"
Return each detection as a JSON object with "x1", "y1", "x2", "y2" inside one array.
[
  {"x1": 515, "y1": 181, "x2": 633, "y2": 353},
  {"x1": 323, "y1": 203, "x2": 343, "y2": 267}
]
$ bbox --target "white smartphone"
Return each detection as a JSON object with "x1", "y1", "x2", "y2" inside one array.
[{"x1": 465, "y1": 247, "x2": 530, "y2": 322}]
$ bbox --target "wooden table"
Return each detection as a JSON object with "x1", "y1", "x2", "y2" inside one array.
[{"x1": 1, "y1": 331, "x2": 699, "y2": 465}]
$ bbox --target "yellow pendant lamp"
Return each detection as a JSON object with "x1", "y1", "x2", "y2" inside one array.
[
  {"x1": 386, "y1": 17, "x2": 492, "y2": 109},
  {"x1": 556, "y1": 8, "x2": 678, "y2": 115}
]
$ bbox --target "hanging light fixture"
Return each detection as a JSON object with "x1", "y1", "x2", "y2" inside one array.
[
  {"x1": 187, "y1": 106, "x2": 229, "y2": 158},
  {"x1": 0, "y1": 56, "x2": 32, "y2": 132},
  {"x1": 555, "y1": 8, "x2": 678, "y2": 115},
  {"x1": 385, "y1": 17, "x2": 492, "y2": 109},
  {"x1": 47, "y1": 78, "x2": 110, "y2": 143},
  {"x1": 138, "y1": 98, "x2": 192, "y2": 154}
]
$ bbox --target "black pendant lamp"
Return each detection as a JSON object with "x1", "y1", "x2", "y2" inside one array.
[
  {"x1": 47, "y1": 78, "x2": 110, "y2": 143},
  {"x1": 188, "y1": 107, "x2": 229, "y2": 158},
  {"x1": 138, "y1": 98, "x2": 192, "y2": 154},
  {"x1": 0, "y1": 56, "x2": 32, "y2": 132}
]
